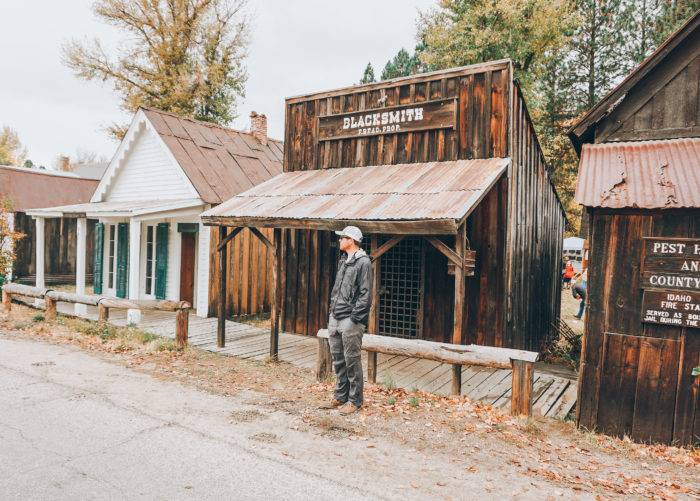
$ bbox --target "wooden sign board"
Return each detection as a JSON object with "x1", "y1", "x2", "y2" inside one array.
[
  {"x1": 641, "y1": 237, "x2": 700, "y2": 292},
  {"x1": 641, "y1": 289, "x2": 700, "y2": 327},
  {"x1": 318, "y1": 98, "x2": 457, "y2": 141}
]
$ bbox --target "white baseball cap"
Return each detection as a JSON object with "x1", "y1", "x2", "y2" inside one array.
[{"x1": 335, "y1": 225, "x2": 363, "y2": 242}]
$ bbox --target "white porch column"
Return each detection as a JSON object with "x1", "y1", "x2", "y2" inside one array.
[
  {"x1": 34, "y1": 217, "x2": 45, "y2": 307},
  {"x1": 196, "y1": 222, "x2": 211, "y2": 317},
  {"x1": 127, "y1": 219, "x2": 141, "y2": 324},
  {"x1": 75, "y1": 217, "x2": 87, "y2": 316}
]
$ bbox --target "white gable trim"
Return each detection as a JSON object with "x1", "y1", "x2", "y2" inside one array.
[{"x1": 91, "y1": 109, "x2": 200, "y2": 202}]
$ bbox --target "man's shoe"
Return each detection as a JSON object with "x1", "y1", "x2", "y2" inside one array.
[
  {"x1": 338, "y1": 402, "x2": 361, "y2": 415},
  {"x1": 320, "y1": 399, "x2": 345, "y2": 410}
]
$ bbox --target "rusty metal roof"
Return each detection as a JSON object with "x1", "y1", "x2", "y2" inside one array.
[
  {"x1": 0, "y1": 166, "x2": 98, "y2": 212},
  {"x1": 201, "y1": 158, "x2": 509, "y2": 234},
  {"x1": 574, "y1": 138, "x2": 700, "y2": 209},
  {"x1": 141, "y1": 107, "x2": 283, "y2": 204}
]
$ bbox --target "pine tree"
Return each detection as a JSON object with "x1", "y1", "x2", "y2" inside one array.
[
  {"x1": 381, "y1": 48, "x2": 422, "y2": 80},
  {"x1": 360, "y1": 62, "x2": 376, "y2": 84}
]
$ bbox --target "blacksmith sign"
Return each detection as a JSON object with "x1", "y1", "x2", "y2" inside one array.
[
  {"x1": 318, "y1": 98, "x2": 457, "y2": 141},
  {"x1": 640, "y1": 237, "x2": 700, "y2": 327}
]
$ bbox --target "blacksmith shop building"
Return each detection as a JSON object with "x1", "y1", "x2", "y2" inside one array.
[{"x1": 202, "y1": 60, "x2": 565, "y2": 356}]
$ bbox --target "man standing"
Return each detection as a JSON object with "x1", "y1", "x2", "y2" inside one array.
[{"x1": 323, "y1": 226, "x2": 372, "y2": 415}]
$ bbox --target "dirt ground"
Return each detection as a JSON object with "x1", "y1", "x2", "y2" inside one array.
[{"x1": 1, "y1": 304, "x2": 698, "y2": 499}]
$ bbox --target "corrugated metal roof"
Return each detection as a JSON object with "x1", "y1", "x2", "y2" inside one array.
[
  {"x1": 201, "y1": 159, "x2": 509, "y2": 234},
  {"x1": 574, "y1": 138, "x2": 700, "y2": 209},
  {"x1": 0, "y1": 166, "x2": 98, "y2": 212},
  {"x1": 25, "y1": 199, "x2": 203, "y2": 218},
  {"x1": 141, "y1": 108, "x2": 283, "y2": 204}
]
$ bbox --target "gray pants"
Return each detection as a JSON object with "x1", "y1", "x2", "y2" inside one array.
[{"x1": 328, "y1": 315, "x2": 365, "y2": 407}]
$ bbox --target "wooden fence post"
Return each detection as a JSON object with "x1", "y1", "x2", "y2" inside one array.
[
  {"x1": 2, "y1": 290, "x2": 10, "y2": 312},
  {"x1": 98, "y1": 303, "x2": 109, "y2": 322},
  {"x1": 316, "y1": 336, "x2": 332, "y2": 381},
  {"x1": 176, "y1": 308, "x2": 189, "y2": 348},
  {"x1": 511, "y1": 359, "x2": 534, "y2": 416},
  {"x1": 45, "y1": 297, "x2": 57, "y2": 320}
]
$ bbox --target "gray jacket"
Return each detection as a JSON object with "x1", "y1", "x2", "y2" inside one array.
[{"x1": 329, "y1": 249, "x2": 373, "y2": 326}]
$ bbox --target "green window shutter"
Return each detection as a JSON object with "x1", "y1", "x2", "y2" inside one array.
[
  {"x1": 155, "y1": 223, "x2": 169, "y2": 299},
  {"x1": 116, "y1": 222, "x2": 129, "y2": 298},
  {"x1": 93, "y1": 223, "x2": 104, "y2": 294}
]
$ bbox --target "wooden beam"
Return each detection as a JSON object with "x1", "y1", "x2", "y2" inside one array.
[
  {"x1": 370, "y1": 235, "x2": 405, "y2": 262},
  {"x1": 216, "y1": 226, "x2": 243, "y2": 252},
  {"x1": 425, "y1": 237, "x2": 462, "y2": 267},
  {"x1": 98, "y1": 303, "x2": 109, "y2": 322},
  {"x1": 317, "y1": 329, "x2": 538, "y2": 367},
  {"x1": 217, "y1": 226, "x2": 228, "y2": 348},
  {"x1": 2, "y1": 289, "x2": 11, "y2": 312},
  {"x1": 250, "y1": 227, "x2": 274, "y2": 251},
  {"x1": 46, "y1": 290, "x2": 100, "y2": 306},
  {"x1": 316, "y1": 337, "x2": 332, "y2": 381},
  {"x1": 176, "y1": 308, "x2": 189, "y2": 348},
  {"x1": 367, "y1": 234, "x2": 381, "y2": 383},
  {"x1": 511, "y1": 359, "x2": 534, "y2": 416},
  {"x1": 270, "y1": 228, "x2": 281, "y2": 360},
  {"x1": 451, "y1": 223, "x2": 467, "y2": 395},
  {"x1": 45, "y1": 297, "x2": 57, "y2": 320},
  {"x1": 97, "y1": 298, "x2": 189, "y2": 311},
  {"x1": 2, "y1": 283, "x2": 48, "y2": 299},
  {"x1": 202, "y1": 216, "x2": 459, "y2": 235}
]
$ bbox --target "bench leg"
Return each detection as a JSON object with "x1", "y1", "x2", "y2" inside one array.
[
  {"x1": 98, "y1": 304, "x2": 109, "y2": 323},
  {"x1": 511, "y1": 360, "x2": 534, "y2": 416},
  {"x1": 176, "y1": 309, "x2": 189, "y2": 348},
  {"x1": 316, "y1": 337, "x2": 332, "y2": 381},
  {"x1": 367, "y1": 352, "x2": 377, "y2": 383},
  {"x1": 451, "y1": 364, "x2": 462, "y2": 395}
]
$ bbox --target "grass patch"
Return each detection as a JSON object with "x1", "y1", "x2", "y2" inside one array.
[
  {"x1": 387, "y1": 396, "x2": 396, "y2": 405},
  {"x1": 382, "y1": 373, "x2": 396, "y2": 390},
  {"x1": 62, "y1": 317, "x2": 178, "y2": 351},
  {"x1": 408, "y1": 396, "x2": 420, "y2": 408},
  {"x1": 32, "y1": 314, "x2": 45, "y2": 322}
]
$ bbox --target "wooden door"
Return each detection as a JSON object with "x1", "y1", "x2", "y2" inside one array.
[{"x1": 180, "y1": 233, "x2": 196, "y2": 305}]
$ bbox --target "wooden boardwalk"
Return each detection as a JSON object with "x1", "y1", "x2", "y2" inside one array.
[{"x1": 47, "y1": 302, "x2": 577, "y2": 419}]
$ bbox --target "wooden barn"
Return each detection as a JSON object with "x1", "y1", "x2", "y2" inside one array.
[
  {"x1": 27, "y1": 108, "x2": 282, "y2": 321},
  {"x1": 202, "y1": 60, "x2": 565, "y2": 358},
  {"x1": 0, "y1": 165, "x2": 97, "y2": 284},
  {"x1": 570, "y1": 12, "x2": 700, "y2": 445}
]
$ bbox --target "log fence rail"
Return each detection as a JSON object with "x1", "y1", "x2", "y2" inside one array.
[
  {"x1": 316, "y1": 329, "x2": 539, "y2": 416},
  {"x1": 2, "y1": 283, "x2": 190, "y2": 347}
]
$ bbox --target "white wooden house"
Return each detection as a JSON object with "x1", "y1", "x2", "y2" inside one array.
[{"x1": 27, "y1": 108, "x2": 282, "y2": 322}]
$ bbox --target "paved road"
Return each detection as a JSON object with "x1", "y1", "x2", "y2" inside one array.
[{"x1": 0, "y1": 337, "x2": 369, "y2": 500}]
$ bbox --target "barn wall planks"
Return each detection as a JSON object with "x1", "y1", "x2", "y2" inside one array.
[
  {"x1": 208, "y1": 227, "x2": 274, "y2": 317},
  {"x1": 13, "y1": 212, "x2": 96, "y2": 281},
  {"x1": 279, "y1": 62, "x2": 565, "y2": 350},
  {"x1": 578, "y1": 209, "x2": 700, "y2": 445}
]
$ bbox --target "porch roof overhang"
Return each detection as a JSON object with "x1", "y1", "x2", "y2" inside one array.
[
  {"x1": 200, "y1": 158, "x2": 510, "y2": 235},
  {"x1": 25, "y1": 198, "x2": 205, "y2": 219}
]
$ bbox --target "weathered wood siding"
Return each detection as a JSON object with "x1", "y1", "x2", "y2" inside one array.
[
  {"x1": 13, "y1": 212, "x2": 95, "y2": 281},
  {"x1": 208, "y1": 227, "x2": 274, "y2": 317},
  {"x1": 281, "y1": 62, "x2": 564, "y2": 349},
  {"x1": 508, "y1": 84, "x2": 566, "y2": 350},
  {"x1": 595, "y1": 27, "x2": 700, "y2": 144},
  {"x1": 579, "y1": 209, "x2": 700, "y2": 445}
]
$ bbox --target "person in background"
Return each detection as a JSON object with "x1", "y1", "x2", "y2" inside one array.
[
  {"x1": 573, "y1": 268, "x2": 588, "y2": 320},
  {"x1": 562, "y1": 256, "x2": 575, "y2": 289}
]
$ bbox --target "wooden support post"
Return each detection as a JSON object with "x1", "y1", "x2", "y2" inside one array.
[
  {"x1": 367, "y1": 234, "x2": 380, "y2": 383},
  {"x1": 451, "y1": 223, "x2": 467, "y2": 395},
  {"x1": 217, "y1": 226, "x2": 228, "y2": 348},
  {"x1": 316, "y1": 336, "x2": 332, "y2": 381},
  {"x1": 270, "y1": 228, "x2": 281, "y2": 360},
  {"x1": 511, "y1": 359, "x2": 534, "y2": 416},
  {"x1": 45, "y1": 297, "x2": 57, "y2": 320},
  {"x1": 2, "y1": 290, "x2": 11, "y2": 312},
  {"x1": 98, "y1": 303, "x2": 109, "y2": 322},
  {"x1": 176, "y1": 308, "x2": 189, "y2": 348}
]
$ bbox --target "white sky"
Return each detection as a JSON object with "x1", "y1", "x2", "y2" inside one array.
[{"x1": 0, "y1": 0, "x2": 435, "y2": 168}]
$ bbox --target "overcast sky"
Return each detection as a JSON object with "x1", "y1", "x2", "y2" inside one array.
[{"x1": 0, "y1": 0, "x2": 435, "y2": 168}]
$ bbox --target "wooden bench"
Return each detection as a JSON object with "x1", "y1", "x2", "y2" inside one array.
[
  {"x1": 2, "y1": 283, "x2": 191, "y2": 347},
  {"x1": 316, "y1": 329, "x2": 539, "y2": 416}
]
